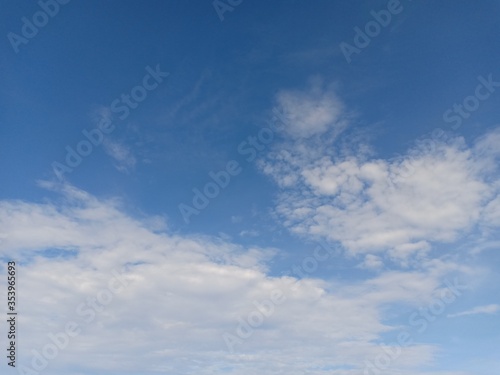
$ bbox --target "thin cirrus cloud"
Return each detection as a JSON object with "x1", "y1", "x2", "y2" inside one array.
[
  {"x1": 448, "y1": 304, "x2": 500, "y2": 318},
  {"x1": 102, "y1": 138, "x2": 137, "y2": 173}
]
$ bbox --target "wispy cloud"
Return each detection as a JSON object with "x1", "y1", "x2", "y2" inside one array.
[
  {"x1": 448, "y1": 304, "x2": 500, "y2": 318},
  {"x1": 102, "y1": 139, "x2": 137, "y2": 173},
  {"x1": 231, "y1": 215, "x2": 243, "y2": 224},
  {"x1": 358, "y1": 254, "x2": 384, "y2": 270},
  {"x1": 275, "y1": 76, "x2": 346, "y2": 139},
  {"x1": 239, "y1": 229, "x2": 260, "y2": 237}
]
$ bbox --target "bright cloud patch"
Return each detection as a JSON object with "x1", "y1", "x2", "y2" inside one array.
[
  {"x1": 261, "y1": 95, "x2": 500, "y2": 262},
  {"x1": 0, "y1": 183, "x2": 476, "y2": 375},
  {"x1": 275, "y1": 78, "x2": 346, "y2": 139}
]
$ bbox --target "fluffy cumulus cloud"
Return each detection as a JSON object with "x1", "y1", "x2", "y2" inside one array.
[
  {"x1": 260, "y1": 87, "x2": 500, "y2": 263},
  {"x1": 0, "y1": 183, "x2": 477, "y2": 375}
]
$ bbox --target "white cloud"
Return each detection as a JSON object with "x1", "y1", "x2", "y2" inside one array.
[
  {"x1": 448, "y1": 304, "x2": 500, "y2": 318},
  {"x1": 359, "y1": 254, "x2": 384, "y2": 270},
  {"x1": 275, "y1": 77, "x2": 346, "y2": 139},
  {"x1": 231, "y1": 215, "x2": 243, "y2": 223},
  {"x1": 0, "y1": 183, "x2": 477, "y2": 375},
  {"x1": 90, "y1": 105, "x2": 113, "y2": 127},
  {"x1": 481, "y1": 194, "x2": 500, "y2": 227},
  {"x1": 239, "y1": 229, "x2": 260, "y2": 237},
  {"x1": 261, "y1": 92, "x2": 500, "y2": 262},
  {"x1": 102, "y1": 139, "x2": 137, "y2": 173}
]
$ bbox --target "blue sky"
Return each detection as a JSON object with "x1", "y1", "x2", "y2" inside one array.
[{"x1": 1, "y1": 1, "x2": 500, "y2": 374}]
